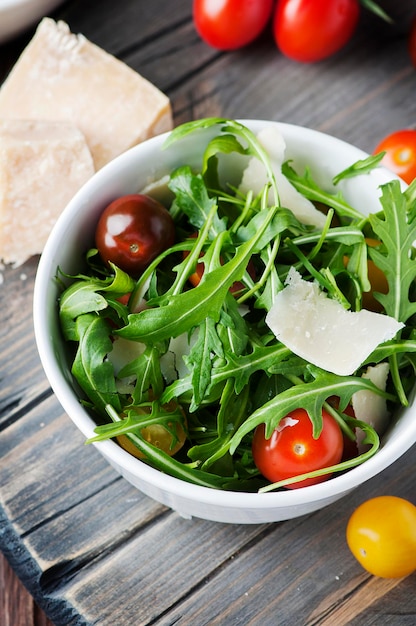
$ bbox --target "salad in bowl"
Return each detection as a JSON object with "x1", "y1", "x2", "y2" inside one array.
[{"x1": 34, "y1": 118, "x2": 416, "y2": 522}]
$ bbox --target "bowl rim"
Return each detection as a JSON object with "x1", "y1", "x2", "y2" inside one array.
[{"x1": 33, "y1": 120, "x2": 416, "y2": 511}]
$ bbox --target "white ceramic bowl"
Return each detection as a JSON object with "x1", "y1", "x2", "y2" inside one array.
[
  {"x1": 33, "y1": 120, "x2": 416, "y2": 523},
  {"x1": 0, "y1": 0, "x2": 63, "y2": 44}
]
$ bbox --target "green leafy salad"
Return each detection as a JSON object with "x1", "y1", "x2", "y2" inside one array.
[{"x1": 57, "y1": 118, "x2": 416, "y2": 492}]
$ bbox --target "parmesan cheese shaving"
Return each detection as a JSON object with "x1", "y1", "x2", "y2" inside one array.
[
  {"x1": 352, "y1": 362, "x2": 391, "y2": 451},
  {"x1": 107, "y1": 331, "x2": 196, "y2": 388},
  {"x1": 239, "y1": 126, "x2": 327, "y2": 229},
  {"x1": 266, "y1": 268, "x2": 404, "y2": 376}
]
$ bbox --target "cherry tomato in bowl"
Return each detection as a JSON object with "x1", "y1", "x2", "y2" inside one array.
[
  {"x1": 193, "y1": 0, "x2": 274, "y2": 50},
  {"x1": 273, "y1": 0, "x2": 360, "y2": 63},
  {"x1": 346, "y1": 496, "x2": 416, "y2": 578},
  {"x1": 252, "y1": 408, "x2": 344, "y2": 489},
  {"x1": 373, "y1": 129, "x2": 416, "y2": 184},
  {"x1": 116, "y1": 401, "x2": 187, "y2": 460},
  {"x1": 117, "y1": 421, "x2": 187, "y2": 460},
  {"x1": 95, "y1": 194, "x2": 175, "y2": 277}
]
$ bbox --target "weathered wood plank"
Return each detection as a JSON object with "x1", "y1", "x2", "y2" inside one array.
[
  {"x1": 0, "y1": 260, "x2": 46, "y2": 428},
  {"x1": 166, "y1": 24, "x2": 416, "y2": 152},
  {"x1": 0, "y1": 551, "x2": 54, "y2": 626},
  {"x1": 154, "y1": 449, "x2": 416, "y2": 626},
  {"x1": 1, "y1": 551, "x2": 35, "y2": 626},
  {"x1": 55, "y1": 515, "x2": 271, "y2": 626}
]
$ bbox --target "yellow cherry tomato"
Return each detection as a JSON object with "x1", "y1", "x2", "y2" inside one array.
[
  {"x1": 116, "y1": 402, "x2": 187, "y2": 460},
  {"x1": 117, "y1": 421, "x2": 186, "y2": 459},
  {"x1": 346, "y1": 496, "x2": 416, "y2": 578}
]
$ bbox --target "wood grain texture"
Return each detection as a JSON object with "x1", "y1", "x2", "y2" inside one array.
[
  {"x1": 1, "y1": 1, "x2": 416, "y2": 624},
  {"x1": 0, "y1": 552, "x2": 53, "y2": 626}
]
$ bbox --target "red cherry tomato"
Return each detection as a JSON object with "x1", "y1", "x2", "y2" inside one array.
[
  {"x1": 252, "y1": 408, "x2": 344, "y2": 488},
  {"x1": 116, "y1": 292, "x2": 131, "y2": 305},
  {"x1": 183, "y1": 233, "x2": 256, "y2": 295},
  {"x1": 95, "y1": 194, "x2": 175, "y2": 276},
  {"x1": 193, "y1": 0, "x2": 274, "y2": 50},
  {"x1": 273, "y1": 0, "x2": 360, "y2": 63},
  {"x1": 373, "y1": 129, "x2": 416, "y2": 184},
  {"x1": 187, "y1": 258, "x2": 256, "y2": 295}
]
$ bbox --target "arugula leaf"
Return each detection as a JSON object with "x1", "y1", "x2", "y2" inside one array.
[
  {"x1": 59, "y1": 265, "x2": 134, "y2": 340},
  {"x1": 369, "y1": 180, "x2": 416, "y2": 323},
  {"x1": 163, "y1": 117, "x2": 229, "y2": 148},
  {"x1": 168, "y1": 166, "x2": 227, "y2": 236},
  {"x1": 184, "y1": 316, "x2": 224, "y2": 409},
  {"x1": 72, "y1": 314, "x2": 121, "y2": 414},
  {"x1": 367, "y1": 181, "x2": 416, "y2": 407},
  {"x1": 282, "y1": 161, "x2": 364, "y2": 221},
  {"x1": 187, "y1": 381, "x2": 250, "y2": 469},
  {"x1": 60, "y1": 282, "x2": 109, "y2": 341},
  {"x1": 343, "y1": 239, "x2": 372, "y2": 295},
  {"x1": 360, "y1": 0, "x2": 393, "y2": 24},
  {"x1": 235, "y1": 206, "x2": 307, "y2": 251},
  {"x1": 159, "y1": 342, "x2": 293, "y2": 407},
  {"x1": 89, "y1": 401, "x2": 184, "y2": 445},
  {"x1": 292, "y1": 225, "x2": 365, "y2": 248},
  {"x1": 118, "y1": 344, "x2": 164, "y2": 404},
  {"x1": 116, "y1": 254, "x2": 245, "y2": 344},
  {"x1": 211, "y1": 343, "x2": 293, "y2": 395},
  {"x1": 364, "y1": 339, "x2": 416, "y2": 365},
  {"x1": 217, "y1": 294, "x2": 249, "y2": 357},
  {"x1": 252, "y1": 242, "x2": 283, "y2": 310},
  {"x1": 202, "y1": 133, "x2": 249, "y2": 175},
  {"x1": 332, "y1": 153, "x2": 386, "y2": 185}
]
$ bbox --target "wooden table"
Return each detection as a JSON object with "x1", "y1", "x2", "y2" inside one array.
[{"x1": 1, "y1": 1, "x2": 415, "y2": 624}]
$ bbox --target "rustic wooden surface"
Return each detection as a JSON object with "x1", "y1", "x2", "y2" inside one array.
[{"x1": 1, "y1": 1, "x2": 416, "y2": 625}]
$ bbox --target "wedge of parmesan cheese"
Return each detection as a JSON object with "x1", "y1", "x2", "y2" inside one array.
[
  {"x1": 266, "y1": 268, "x2": 404, "y2": 376},
  {"x1": 0, "y1": 119, "x2": 94, "y2": 267},
  {"x1": 0, "y1": 18, "x2": 173, "y2": 170},
  {"x1": 239, "y1": 126, "x2": 327, "y2": 229}
]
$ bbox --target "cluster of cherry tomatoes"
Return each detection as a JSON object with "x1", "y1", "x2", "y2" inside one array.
[
  {"x1": 193, "y1": 1, "x2": 416, "y2": 185},
  {"x1": 193, "y1": 0, "x2": 416, "y2": 65}
]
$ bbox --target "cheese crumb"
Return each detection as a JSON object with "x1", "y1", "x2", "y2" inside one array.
[{"x1": 266, "y1": 268, "x2": 404, "y2": 376}]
